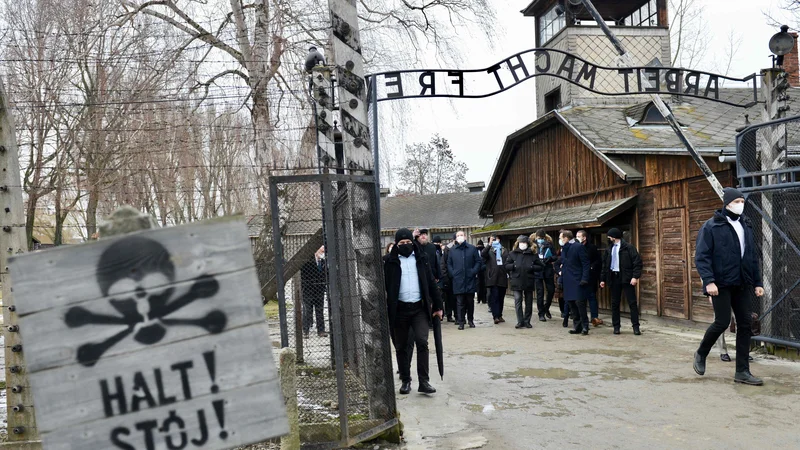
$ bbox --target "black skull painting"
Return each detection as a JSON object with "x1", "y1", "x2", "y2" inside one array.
[{"x1": 65, "y1": 236, "x2": 227, "y2": 366}]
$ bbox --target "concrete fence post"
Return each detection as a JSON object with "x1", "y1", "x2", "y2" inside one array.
[{"x1": 280, "y1": 347, "x2": 300, "y2": 450}]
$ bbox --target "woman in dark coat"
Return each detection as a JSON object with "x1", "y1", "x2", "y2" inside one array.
[
  {"x1": 558, "y1": 230, "x2": 590, "y2": 335},
  {"x1": 532, "y1": 230, "x2": 556, "y2": 320},
  {"x1": 481, "y1": 235, "x2": 510, "y2": 324},
  {"x1": 505, "y1": 235, "x2": 544, "y2": 329}
]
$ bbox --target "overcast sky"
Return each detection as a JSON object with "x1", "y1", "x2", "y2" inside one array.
[{"x1": 377, "y1": 0, "x2": 798, "y2": 189}]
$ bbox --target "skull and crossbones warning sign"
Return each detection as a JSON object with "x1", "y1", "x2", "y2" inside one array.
[{"x1": 64, "y1": 236, "x2": 227, "y2": 367}]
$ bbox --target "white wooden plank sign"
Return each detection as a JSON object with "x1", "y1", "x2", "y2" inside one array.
[{"x1": 8, "y1": 217, "x2": 289, "y2": 450}]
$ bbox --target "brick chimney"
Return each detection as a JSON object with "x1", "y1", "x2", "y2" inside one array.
[{"x1": 785, "y1": 32, "x2": 799, "y2": 86}]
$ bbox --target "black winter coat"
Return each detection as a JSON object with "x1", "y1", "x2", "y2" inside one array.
[
  {"x1": 560, "y1": 242, "x2": 590, "y2": 301},
  {"x1": 600, "y1": 240, "x2": 643, "y2": 284},
  {"x1": 419, "y1": 241, "x2": 441, "y2": 280},
  {"x1": 447, "y1": 241, "x2": 482, "y2": 294},
  {"x1": 505, "y1": 248, "x2": 544, "y2": 291},
  {"x1": 481, "y1": 245, "x2": 510, "y2": 288},
  {"x1": 584, "y1": 242, "x2": 601, "y2": 286},
  {"x1": 439, "y1": 244, "x2": 452, "y2": 287},
  {"x1": 300, "y1": 257, "x2": 327, "y2": 301},
  {"x1": 384, "y1": 242, "x2": 443, "y2": 328},
  {"x1": 695, "y1": 209, "x2": 763, "y2": 293}
]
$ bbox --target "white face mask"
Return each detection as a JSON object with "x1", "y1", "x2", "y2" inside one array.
[
  {"x1": 456, "y1": 236, "x2": 466, "y2": 244},
  {"x1": 728, "y1": 203, "x2": 745, "y2": 216},
  {"x1": 560, "y1": 239, "x2": 567, "y2": 246},
  {"x1": 519, "y1": 243, "x2": 528, "y2": 251}
]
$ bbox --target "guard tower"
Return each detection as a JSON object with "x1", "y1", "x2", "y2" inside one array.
[{"x1": 523, "y1": 0, "x2": 671, "y2": 117}]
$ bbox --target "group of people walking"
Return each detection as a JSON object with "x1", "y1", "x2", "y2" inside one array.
[{"x1": 380, "y1": 187, "x2": 766, "y2": 396}]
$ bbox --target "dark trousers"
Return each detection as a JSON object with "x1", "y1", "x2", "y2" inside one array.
[
  {"x1": 513, "y1": 290, "x2": 534, "y2": 325},
  {"x1": 405, "y1": 326, "x2": 415, "y2": 377},
  {"x1": 393, "y1": 301, "x2": 430, "y2": 383},
  {"x1": 477, "y1": 274, "x2": 487, "y2": 303},
  {"x1": 302, "y1": 295, "x2": 325, "y2": 333},
  {"x1": 535, "y1": 277, "x2": 555, "y2": 317},
  {"x1": 568, "y1": 299, "x2": 589, "y2": 332},
  {"x1": 489, "y1": 286, "x2": 507, "y2": 319},
  {"x1": 444, "y1": 285, "x2": 456, "y2": 319},
  {"x1": 456, "y1": 293, "x2": 475, "y2": 324},
  {"x1": 609, "y1": 272, "x2": 640, "y2": 328},
  {"x1": 698, "y1": 286, "x2": 752, "y2": 373},
  {"x1": 586, "y1": 287, "x2": 599, "y2": 319}
]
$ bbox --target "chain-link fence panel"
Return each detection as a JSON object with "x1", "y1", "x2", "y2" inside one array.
[
  {"x1": 269, "y1": 174, "x2": 397, "y2": 448},
  {"x1": 737, "y1": 115, "x2": 800, "y2": 348}
]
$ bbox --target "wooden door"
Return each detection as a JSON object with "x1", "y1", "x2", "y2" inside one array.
[{"x1": 658, "y1": 208, "x2": 689, "y2": 319}]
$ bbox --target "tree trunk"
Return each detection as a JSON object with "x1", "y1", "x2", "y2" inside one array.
[
  {"x1": 25, "y1": 193, "x2": 38, "y2": 250},
  {"x1": 86, "y1": 185, "x2": 99, "y2": 239}
]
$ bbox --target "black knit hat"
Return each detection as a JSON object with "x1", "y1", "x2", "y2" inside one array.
[
  {"x1": 477, "y1": 239, "x2": 484, "y2": 246},
  {"x1": 517, "y1": 235, "x2": 529, "y2": 244},
  {"x1": 395, "y1": 228, "x2": 413, "y2": 244},
  {"x1": 433, "y1": 236, "x2": 442, "y2": 244},
  {"x1": 723, "y1": 187, "x2": 744, "y2": 206},
  {"x1": 608, "y1": 228, "x2": 623, "y2": 239}
]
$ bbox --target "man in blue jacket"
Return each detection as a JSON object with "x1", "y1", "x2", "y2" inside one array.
[
  {"x1": 693, "y1": 188, "x2": 765, "y2": 386},
  {"x1": 559, "y1": 230, "x2": 591, "y2": 335},
  {"x1": 447, "y1": 230, "x2": 482, "y2": 330}
]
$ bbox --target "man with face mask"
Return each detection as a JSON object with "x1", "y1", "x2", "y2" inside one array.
[
  {"x1": 384, "y1": 228, "x2": 443, "y2": 394},
  {"x1": 693, "y1": 188, "x2": 764, "y2": 386},
  {"x1": 447, "y1": 230, "x2": 482, "y2": 330},
  {"x1": 577, "y1": 230, "x2": 603, "y2": 327},
  {"x1": 559, "y1": 230, "x2": 591, "y2": 335},
  {"x1": 600, "y1": 228, "x2": 643, "y2": 335}
]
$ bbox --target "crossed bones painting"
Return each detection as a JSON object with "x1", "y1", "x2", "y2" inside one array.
[{"x1": 64, "y1": 236, "x2": 227, "y2": 367}]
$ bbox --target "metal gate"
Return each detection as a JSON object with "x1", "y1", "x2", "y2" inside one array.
[
  {"x1": 736, "y1": 114, "x2": 800, "y2": 350},
  {"x1": 268, "y1": 173, "x2": 398, "y2": 448}
]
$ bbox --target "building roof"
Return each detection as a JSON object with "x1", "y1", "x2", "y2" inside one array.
[
  {"x1": 479, "y1": 88, "x2": 798, "y2": 217},
  {"x1": 474, "y1": 196, "x2": 638, "y2": 236},
  {"x1": 381, "y1": 191, "x2": 487, "y2": 231}
]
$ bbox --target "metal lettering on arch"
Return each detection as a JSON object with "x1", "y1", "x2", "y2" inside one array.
[{"x1": 367, "y1": 48, "x2": 759, "y2": 108}]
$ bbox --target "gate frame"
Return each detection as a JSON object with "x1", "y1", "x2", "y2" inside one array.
[{"x1": 268, "y1": 172, "x2": 399, "y2": 449}]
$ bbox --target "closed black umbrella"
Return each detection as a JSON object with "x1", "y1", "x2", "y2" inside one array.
[{"x1": 432, "y1": 315, "x2": 444, "y2": 380}]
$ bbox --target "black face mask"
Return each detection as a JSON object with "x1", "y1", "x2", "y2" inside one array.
[{"x1": 397, "y1": 243, "x2": 414, "y2": 257}]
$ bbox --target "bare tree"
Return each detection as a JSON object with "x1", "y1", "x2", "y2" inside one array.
[{"x1": 397, "y1": 134, "x2": 467, "y2": 195}]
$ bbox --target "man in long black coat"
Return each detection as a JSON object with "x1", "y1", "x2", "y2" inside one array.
[
  {"x1": 693, "y1": 188, "x2": 764, "y2": 386},
  {"x1": 559, "y1": 230, "x2": 590, "y2": 335},
  {"x1": 600, "y1": 228, "x2": 643, "y2": 335},
  {"x1": 577, "y1": 230, "x2": 603, "y2": 326},
  {"x1": 384, "y1": 228, "x2": 443, "y2": 395},
  {"x1": 300, "y1": 245, "x2": 328, "y2": 337}
]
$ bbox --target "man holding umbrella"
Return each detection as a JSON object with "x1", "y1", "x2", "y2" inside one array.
[{"x1": 384, "y1": 228, "x2": 444, "y2": 395}]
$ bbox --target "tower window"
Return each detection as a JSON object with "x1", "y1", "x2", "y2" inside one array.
[
  {"x1": 539, "y1": 3, "x2": 566, "y2": 45},
  {"x1": 545, "y1": 88, "x2": 562, "y2": 112},
  {"x1": 623, "y1": 0, "x2": 658, "y2": 27}
]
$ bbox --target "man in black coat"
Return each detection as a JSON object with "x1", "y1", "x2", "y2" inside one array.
[
  {"x1": 577, "y1": 230, "x2": 604, "y2": 327},
  {"x1": 415, "y1": 228, "x2": 440, "y2": 281},
  {"x1": 559, "y1": 230, "x2": 591, "y2": 335},
  {"x1": 384, "y1": 228, "x2": 443, "y2": 395},
  {"x1": 300, "y1": 245, "x2": 328, "y2": 338},
  {"x1": 600, "y1": 228, "x2": 643, "y2": 335},
  {"x1": 447, "y1": 230, "x2": 482, "y2": 330},
  {"x1": 505, "y1": 235, "x2": 544, "y2": 328},
  {"x1": 693, "y1": 188, "x2": 764, "y2": 386},
  {"x1": 439, "y1": 233, "x2": 457, "y2": 323},
  {"x1": 476, "y1": 240, "x2": 488, "y2": 304}
]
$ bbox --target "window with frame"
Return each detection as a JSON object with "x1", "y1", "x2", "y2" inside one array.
[
  {"x1": 640, "y1": 104, "x2": 668, "y2": 125},
  {"x1": 539, "y1": 4, "x2": 566, "y2": 45},
  {"x1": 544, "y1": 88, "x2": 562, "y2": 112},
  {"x1": 623, "y1": 0, "x2": 658, "y2": 27}
]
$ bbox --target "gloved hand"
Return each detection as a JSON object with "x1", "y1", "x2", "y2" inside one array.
[{"x1": 580, "y1": 280, "x2": 588, "y2": 286}]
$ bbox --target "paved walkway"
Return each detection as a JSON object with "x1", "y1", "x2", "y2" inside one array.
[{"x1": 394, "y1": 304, "x2": 800, "y2": 450}]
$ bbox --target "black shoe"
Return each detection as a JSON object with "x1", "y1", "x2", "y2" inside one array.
[
  {"x1": 469, "y1": 321, "x2": 476, "y2": 328},
  {"x1": 562, "y1": 317, "x2": 569, "y2": 328},
  {"x1": 734, "y1": 370, "x2": 763, "y2": 386},
  {"x1": 539, "y1": 316, "x2": 547, "y2": 322},
  {"x1": 400, "y1": 381, "x2": 412, "y2": 395},
  {"x1": 582, "y1": 329, "x2": 589, "y2": 336},
  {"x1": 569, "y1": 329, "x2": 581, "y2": 334},
  {"x1": 613, "y1": 328, "x2": 621, "y2": 335},
  {"x1": 545, "y1": 311, "x2": 552, "y2": 319},
  {"x1": 525, "y1": 322, "x2": 533, "y2": 329},
  {"x1": 693, "y1": 351, "x2": 706, "y2": 376},
  {"x1": 633, "y1": 327, "x2": 641, "y2": 336},
  {"x1": 515, "y1": 323, "x2": 524, "y2": 329},
  {"x1": 748, "y1": 355, "x2": 754, "y2": 362},
  {"x1": 446, "y1": 317, "x2": 455, "y2": 323},
  {"x1": 458, "y1": 324, "x2": 465, "y2": 330},
  {"x1": 418, "y1": 381, "x2": 437, "y2": 394},
  {"x1": 720, "y1": 354, "x2": 732, "y2": 362}
]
